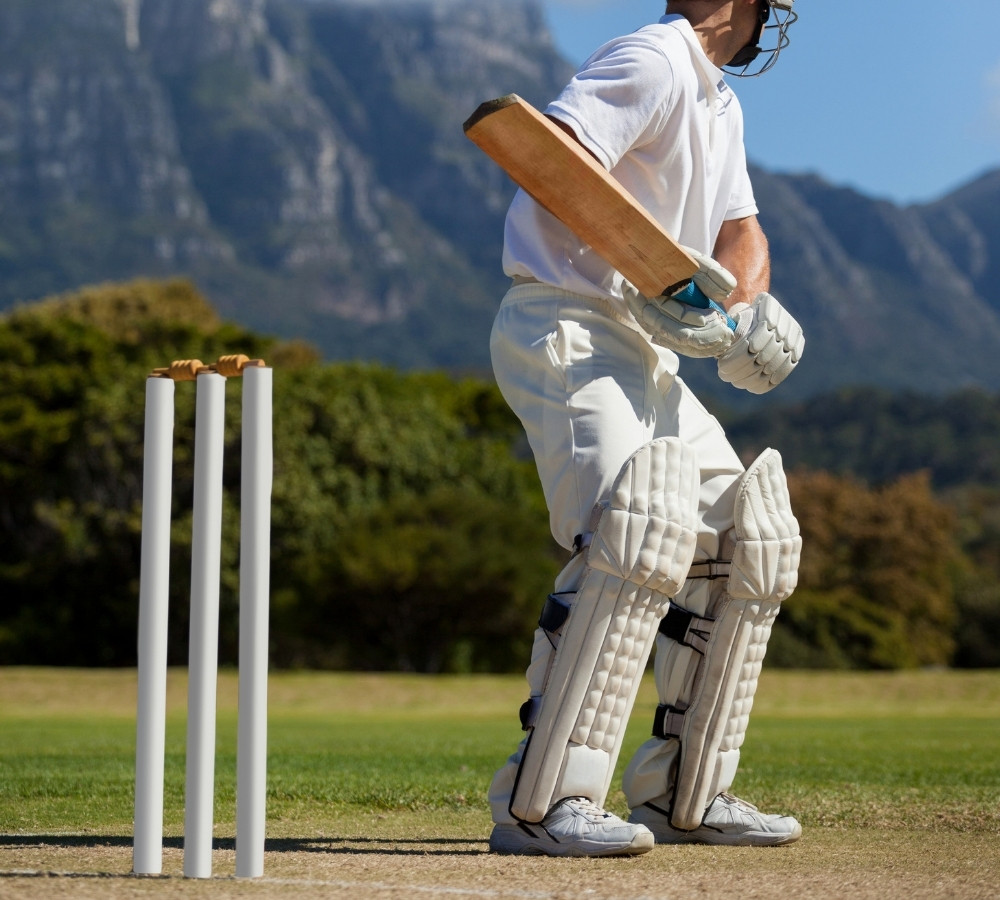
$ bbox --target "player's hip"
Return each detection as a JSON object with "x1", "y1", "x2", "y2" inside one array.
[{"x1": 492, "y1": 280, "x2": 678, "y2": 395}]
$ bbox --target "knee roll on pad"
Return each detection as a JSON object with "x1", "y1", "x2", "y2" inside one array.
[
  {"x1": 509, "y1": 437, "x2": 700, "y2": 823},
  {"x1": 661, "y1": 448, "x2": 801, "y2": 830}
]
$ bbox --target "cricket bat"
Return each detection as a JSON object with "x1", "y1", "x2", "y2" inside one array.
[{"x1": 463, "y1": 93, "x2": 698, "y2": 299}]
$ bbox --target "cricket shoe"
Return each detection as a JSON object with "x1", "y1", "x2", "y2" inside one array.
[
  {"x1": 489, "y1": 797, "x2": 654, "y2": 857},
  {"x1": 629, "y1": 792, "x2": 802, "y2": 846}
]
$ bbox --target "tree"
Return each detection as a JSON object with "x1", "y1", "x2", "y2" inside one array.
[
  {"x1": 770, "y1": 470, "x2": 958, "y2": 668},
  {"x1": 4, "y1": 278, "x2": 990, "y2": 673},
  {"x1": 0, "y1": 279, "x2": 559, "y2": 671},
  {"x1": 0, "y1": 279, "x2": 274, "y2": 665}
]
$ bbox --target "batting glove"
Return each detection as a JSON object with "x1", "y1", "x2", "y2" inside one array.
[
  {"x1": 717, "y1": 292, "x2": 804, "y2": 393},
  {"x1": 624, "y1": 247, "x2": 738, "y2": 358}
]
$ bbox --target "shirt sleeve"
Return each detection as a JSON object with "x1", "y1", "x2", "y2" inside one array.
[
  {"x1": 545, "y1": 37, "x2": 678, "y2": 172},
  {"x1": 722, "y1": 97, "x2": 758, "y2": 220}
]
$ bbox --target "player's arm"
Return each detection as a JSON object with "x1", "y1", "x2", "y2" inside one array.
[
  {"x1": 714, "y1": 216, "x2": 805, "y2": 394},
  {"x1": 713, "y1": 215, "x2": 770, "y2": 311}
]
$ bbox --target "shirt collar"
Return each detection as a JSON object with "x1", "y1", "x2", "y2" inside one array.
[{"x1": 658, "y1": 13, "x2": 727, "y2": 102}]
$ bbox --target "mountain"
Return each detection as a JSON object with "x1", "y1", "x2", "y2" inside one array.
[
  {"x1": 1, "y1": 0, "x2": 998, "y2": 403},
  {"x1": 677, "y1": 167, "x2": 1000, "y2": 404}
]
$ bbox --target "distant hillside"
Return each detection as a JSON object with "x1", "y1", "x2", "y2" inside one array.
[
  {"x1": 722, "y1": 385, "x2": 1000, "y2": 489},
  {"x1": 1, "y1": 0, "x2": 998, "y2": 402}
]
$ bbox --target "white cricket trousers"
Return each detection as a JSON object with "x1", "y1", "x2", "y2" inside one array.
[{"x1": 487, "y1": 281, "x2": 745, "y2": 824}]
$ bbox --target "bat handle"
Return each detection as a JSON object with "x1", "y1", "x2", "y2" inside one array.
[{"x1": 672, "y1": 282, "x2": 737, "y2": 331}]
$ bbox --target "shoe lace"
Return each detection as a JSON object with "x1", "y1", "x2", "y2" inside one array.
[
  {"x1": 717, "y1": 792, "x2": 759, "y2": 813},
  {"x1": 566, "y1": 797, "x2": 612, "y2": 820}
]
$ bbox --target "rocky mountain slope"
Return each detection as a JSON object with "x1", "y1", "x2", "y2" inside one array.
[{"x1": 1, "y1": 0, "x2": 998, "y2": 403}]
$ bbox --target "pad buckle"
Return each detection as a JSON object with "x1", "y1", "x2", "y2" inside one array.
[
  {"x1": 653, "y1": 702, "x2": 688, "y2": 739},
  {"x1": 519, "y1": 697, "x2": 540, "y2": 730},
  {"x1": 539, "y1": 592, "x2": 572, "y2": 649},
  {"x1": 658, "y1": 602, "x2": 714, "y2": 655}
]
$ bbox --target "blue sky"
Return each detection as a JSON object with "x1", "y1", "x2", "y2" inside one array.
[{"x1": 540, "y1": 0, "x2": 1000, "y2": 206}]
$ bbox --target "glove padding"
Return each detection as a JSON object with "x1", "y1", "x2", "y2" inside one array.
[
  {"x1": 624, "y1": 247, "x2": 738, "y2": 358},
  {"x1": 717, "y1": 292, "x2": 804, "y2": 393}
]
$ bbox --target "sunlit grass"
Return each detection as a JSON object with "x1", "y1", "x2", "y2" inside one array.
[{"x1": 1, "y1": 667, "x2": 998, "y2": 839}]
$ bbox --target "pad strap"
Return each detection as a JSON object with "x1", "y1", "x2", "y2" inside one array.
[
  {"x1": 520, "y1": 593, "x2": 574, "y2": 730},
  {"x1": 651, "y1": 600, "x2": 716, "y2": 740},
  {"x1": 539, "y1": 592, "x2": 572, "y2": 646},
  {"x1": 687, "y1": 560, "x2": 730, "y2": 580},
  {"x1": 658, "y1": 601, "x2": 715, "y2": 655},
  {"x1": 652, "y1": 703, "x2": 687, "y2": 740}
]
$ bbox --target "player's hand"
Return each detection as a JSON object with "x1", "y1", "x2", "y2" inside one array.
[
  {"x1": 624, "y1": 247, "x2": 738, "y2": 358},
  {"x1": 717, "y1": 292, "x2": 804, "y2": 393}
]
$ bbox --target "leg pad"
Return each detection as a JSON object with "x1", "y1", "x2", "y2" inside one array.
[{"x1": 510, "y1": 438, "x2": 700, "y2": 823}]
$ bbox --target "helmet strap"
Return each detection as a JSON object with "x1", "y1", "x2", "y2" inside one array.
[{"x1": 725, "y1": 1, "x2": 769, "y2": 69}]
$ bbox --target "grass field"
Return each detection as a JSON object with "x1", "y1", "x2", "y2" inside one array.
[{"x1": 1, "y1": 667, "x2": 999, "y2": 898}]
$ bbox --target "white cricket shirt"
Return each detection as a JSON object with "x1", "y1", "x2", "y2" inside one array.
[{"x1": 502, "y1": 14, "x2": 758, "y2": 311}]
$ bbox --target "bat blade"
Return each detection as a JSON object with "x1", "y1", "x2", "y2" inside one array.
[{"x1": 463, "y1": 94, "x2": 697, "y2": 297}]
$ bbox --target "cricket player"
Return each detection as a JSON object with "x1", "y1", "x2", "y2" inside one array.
[{"x1": 487, "y1": 0, "x2": 805, "y2": 856}]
